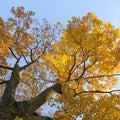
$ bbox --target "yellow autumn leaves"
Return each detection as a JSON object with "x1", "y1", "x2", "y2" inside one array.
[
  {"x1": 44, "y1": 13, "x2": 120, "y2": 88},
  {"x1": 1, "y1": 7, "x2": 120, "y2": 119},
  {"x1": 0, "y1": 17, "x2": 13, "y2": 53},
  {"x1": 50, "y1": 13, "x2": 120, "y2": 119}
]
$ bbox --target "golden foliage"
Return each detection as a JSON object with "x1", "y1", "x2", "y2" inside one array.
[
  {"x1": 0, "y1": 17, "x2": 13, "y2": 53},
  {"x1": 44, "y1": 13, "x2": 120, "y2": 119},
  {"x1": 0, "y1": 7, "x2": 120, "y2": 119}
]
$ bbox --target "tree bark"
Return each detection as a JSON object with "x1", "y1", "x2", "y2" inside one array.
[
  {"x1": 1, "y1": 64, "x2": 20, "y2": 105},
  {"x1": 27, "y1": 83, "x2": 62, "y2": 112},
  {"x1": 0, "y1": 76, "x2": 61, "y2": 120},
  {"x1": 0, "y1": 59, "x2": 62, "y2": 119}
]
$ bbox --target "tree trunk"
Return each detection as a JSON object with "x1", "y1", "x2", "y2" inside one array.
[
  {"x1": 1, "y1": 64, "x2": 20, "y2": 105},
  {"x1": 0, "y1": 61, "x2": 62, "y2": 120},
  {"x1": 0, "y1": 83, "x2": 61, "y2": 119}
]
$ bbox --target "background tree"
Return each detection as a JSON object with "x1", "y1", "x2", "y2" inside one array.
[{"x1": 0, "y1": 7, "x2": 120, "y2": 120}]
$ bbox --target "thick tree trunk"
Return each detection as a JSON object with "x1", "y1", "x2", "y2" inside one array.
[
  {"x1": 0, "y1": 61, "x2": 62, "y2": 120},
  {"x1": 0, "y1": 83, "x2": 61, "y2": 119},
  {"x1": 1, "y1": 64, "x2": 20, "y2": 105},
  {"x1": 0, "y1": 103, "x2": 53, "y2": 120}
]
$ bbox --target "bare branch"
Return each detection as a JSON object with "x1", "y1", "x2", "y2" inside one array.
[
  {"x1": 20, "y1": 45, "x2": 47, "y2": 71},
  {"x1": 85, "y1": 58, "x2": 97, "y2": 70},
  {"x1": 73, "y1": 58, "x2": 97, "y2": 81},
  {"x1": 79, "y1": 60, "x2": 86, "y2": 78},
  {"x1": 0, "y1": 78, "x2": 8, "y2": 85},
  {"x1": 0, "y1": 81, "x2": 8, "y2": 85},
  {"x1": 29, "y1": 47, "x2": 33, "y2": 62},
  {"x1": 21, "y1": 51, "x2": 29, "y2": 64},
  {"x1": 75, "y1": 89, "x2": 120, "y2": 96},
  {"x1": 84, "y1": 73, "x2": 120, "y2": 80},
  {"x1": 67, "y1": 53, "x2": 76, "y2": 81},
  {"x1": 0, "y1": 65, "x2": 12, "y2": 70},
  {"x1": 20, "y1": 54, "x2": 42, "y2": 71},
  {"x1": 9, "y1": 47, "x2": 19, "y2": 60},
  {"x1": 20, "y1": 62, "x2": 32, "y2": 71}
]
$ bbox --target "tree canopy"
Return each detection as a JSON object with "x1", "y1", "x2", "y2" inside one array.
[{"x1": 0, "y1": 7, "x2": 120, "y2": 120}]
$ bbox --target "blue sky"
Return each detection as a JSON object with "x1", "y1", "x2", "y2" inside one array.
[
  {"x1": 1, "y1": 1, "x2": 120, "y2": 119},
  {"x1": 1, "y1": 0, "x2": 120, "y2": 27}
]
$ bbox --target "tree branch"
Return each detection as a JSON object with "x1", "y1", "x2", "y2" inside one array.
[
  {"x1": 20, "y1": 61, "x2": 34, "y2": 71},
  {"x1": 0, "y1": 65, "x2": 12, "y2": 70},
  {"x1": 84, "y1": 73, "x2": 120, "y2": 80},
  {"x1": 27, "y1": 83, "x2": 61, "y2": 112},
  {"x1": 67, "y1": 53, "x2": 76, "y2": 81},
  {"x1": 20, "y1": 54, "x2": 43, "y2": 71},
  {"x1": 75, "y1": 89, "x2": 120, "y2": 96},
  {"x1": 9, "y1": 47, "x2": 19, "y2": 60},
  {"x1": 29, "y1": 47, "x2": 33, "y2": 62},
  {"x1": 0, "y1": 80, "x2": 8, "y2": 85},
  {"x1": 20, "y1": 50, "x2": 29, "y2": 64}
]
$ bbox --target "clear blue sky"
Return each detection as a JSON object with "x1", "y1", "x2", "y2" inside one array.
[
  {"x1": 1, "y1": 1, "x2": 120, "y2": 119},
  {"x1": 1, "y1": 0, "x2": 120, "y2": 27}
]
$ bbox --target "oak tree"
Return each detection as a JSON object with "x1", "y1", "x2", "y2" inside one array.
[{"x1": 0, "y1": 7, "x2": 120, "y2": 120}]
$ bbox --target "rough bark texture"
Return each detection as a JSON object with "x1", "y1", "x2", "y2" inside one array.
[
  {"x1": 1, "y1": 64, "x2": 20, "y2": 105},
  {"x1": 0, "y1": 104, "x2": 53, "y2": 120},
  {"x1": 0, "y1": 63, "x2": 62, "y2": 120},
  {"x1": 0, "y1": 83, "x2": 61, "y2": 120}
]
